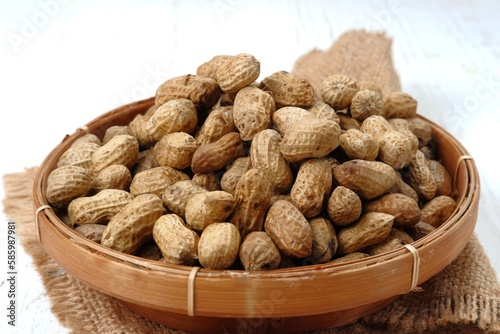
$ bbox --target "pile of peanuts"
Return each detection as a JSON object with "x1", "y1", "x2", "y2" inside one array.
[{"x1": 45, "y1": 53, "x2": 457, "y2": 270}]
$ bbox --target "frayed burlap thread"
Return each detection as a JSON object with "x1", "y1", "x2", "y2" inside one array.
[{"x1": 3, "y1": 30, "x2": 500, "y2": 333}]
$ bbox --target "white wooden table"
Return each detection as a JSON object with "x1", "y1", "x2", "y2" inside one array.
[{"x1": 1, "y1": 1, "x2": 499, "y2": 333}]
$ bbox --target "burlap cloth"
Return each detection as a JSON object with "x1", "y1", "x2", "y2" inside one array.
[{"x1": 2, "y1": 30, "x2": 500, "y2": 334}]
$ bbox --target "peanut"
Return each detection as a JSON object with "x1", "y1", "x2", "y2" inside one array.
[
  {"x1": 383, "y1": 91, "x2": 418, "y2": 118},
  {"x1": 350, "y1": 89, "x2": 384, "y2": 121},
  {"x1": 153, "y1": 214, "x2": 199, "y2": 265},
  {"x1": 196, "y1": 55, "x2": 232, "y2": 80},
  {"x1": 74, "y1": 224, "x2": 106, "y2": 243},
  {"x1": 101, "y1": 194, "x2": 166, "y2": 254},
  {"x1": 333, "y1": 159, "x2": 398, "y2": 200},
  {"x1": 185, "y1": 190, "x2": 236, "y2": 233},
  {"x1": 249, "y1": 129, "x2": 293, "y2": 193},
  {"x1": 309, "y1": 216, "x2": 337, "y2": 263},
  {"x1": 320, "y1": 74, "x2": 359, "y2": 110},
  {"x1": 327, "y1": 186, "x2": 362, "y2": 226},
  {"x1": 280, "y1": 117, "x2": 341, "y2": 162},
  {"x1": 153, "y1": 132, "x2": 198, "y2": 170},
  {"x1": 261, "y1": 71, "x2": 314, "y2": 108},
  {"x1": 290, "y1": 158, "x2": 332, "y2": 217},
  {"x1": 264, "y1": 200, "x2": 313, "y2": 258},
  {"x1": 404, "y1": 150, "x2": 437, "y2": 201},
  {"x1": 198, "y1": 222, "x2": 241, "y2": 269},
  {"x1": 130, "y1": 166, "x2": 190, "y2": 197},
  {"x1": 155, "y1": 74, "x2": 221, "y2": 112},
  {"x1": 147, "y1": 98, "x2": 198, "y2": 141},
  {"x1": 91, "y1": 134, "x2": 139, "y2": 175},
  {"x1": 421, "y1": 195, "x2": 457, "y2": 227},
  {"x1": 307, "y1": 101, "x2": 340, "y2": 125},
  {"x1": 127, "y1": 114, "x2": 157, "y2": 148},
  {"x1": 220, "y1": 157, "x2": 252, "y2": 195},
  {"x1": 427, "y1": 159, "x2": 453, "y2": 197},
  {"x1": 363, "y1": 193, "x2": 421, "y2": 227},
  {"x1": 233, "y1": 86, "x2": 275, "y2": 141},
  {"x1": 230, "y1": 169, "x2": 272, "y2": 238},
  {"x1": 102, "y1": 125, "x2": 129, "y2": 144},
  {"x1": 57, "y1": 141, "x2": 101, "y2": 170},
  {"x1": 339, "y1": 128, "x2": 379, "y2": 161},
  {"x1": 272, "y1": 106, "x2": 314, "y2": 137},
  {"x1": 92, "y1": 164, "x2": 132, "y2": 192},
  {"x1": 191, "y1": 132, "x2": 246, "y2": 174},
  {"x1": 46, "y1": 165, "x2": 92, "y2": 208},
  {"x1": 195, "y1": 106, "x2": 236, "y2": 145},
  {"x1": 366, "y1": 228, "x2": 414, "y2": 256},
  {"x1": 161, "y1": 180, "x2": 207, "y2": 218},
  {"x1": 68, "y1": 189, "x2": 134, "y2": 225},
  {"x1": 215, "y1": 53, "x2": 260, "y2": 94},
  {"x1": 239, "y1": 231, "x2": 281, "y2": 271},
  {"x1": 337, "y1": 212, "x2": 394, "y2": 254},
  {"x1": 192, "y1": 172, "x2": 221, "y2": 191}
]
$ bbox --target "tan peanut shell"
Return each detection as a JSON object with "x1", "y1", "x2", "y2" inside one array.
[
  {"x1": 102, "y1": 125, "x2": 129, "y2": 144},
  {"x1": 101, "y1": 194, "x2": 166, "y2": 254},
  {"x1": 291, "y1": 158, "x2": 332, "y2": 217},
  {"x1": 74, "y1": 224, "x2": 107, "y2": 244},
  {"x1": 92, "y1": 164, "x2": 132, "y2": 192},
  {"x1": 320, "y1": 74, "x2": 359, "y2": 110},
  {"x1": 71, "y1": 133, "x2": 101, "y2": 147},
  {"x1": 191, "y1": 132, "x2": 245, "y2": 174},
  {"x1": 421, "y1": 195, "x2": 457, "y2": 227},
  {"x1": 404, "y1": 150, "x2": 437, "y2": 201},
  {"x1": 196, "y1": 55, "x2": 232, "y2": 80},
  {"x1": 127, "y1": 114, "x2": 157, "y2": 148},
  {"x1": 383, "y1": 91, "x2": 418, "y2": 118},
  {"x1": 376, "y1": 129, "x2": 414, "y2": 170},
  {"x1": 198, "y1": 222, "x2": 241, "y2": 269},
  {"x1": 233, "y1": 86, "x2": 275, "y2": 140},
  {"x1": 195, "y1": 106, "x2": 236, "y2": 145},
  {"x1": 339, "y1": 129, "x2": 379, "y2": 161},
  {"x1": 130, "y1": 166, "x2": 190, "y2": 197},
  {"x1": 239, "y1": 231, "x2": 281, "y2": 271},
  {"x1": 264, "y1": 200, "x2": 313, "y2": 258},
  {"x1": 220, "y1": 157, "x2": 252, "y2": 195},
  {"x1": 366, "y1": 228, "x2": 414, "y2": 256},
  {"x1": 261, "y1": 71, "x2": 314, "y2": 108},
  {"x1": 427, "y1": 160, "x2": 453, "y2": 197},
  {"x1": 363, "y1": 193, "x2": 421, "y2": 227},
  {"x1": 337, "y1": 114, "x2": 360, "y2": 131},
  {"x1": 360, "y1": 115, "x2": 392, "y2": 137},
  {"x1": 358, "y1": 81, "x2": 383, "y2": 98},
  {"x1": 68, "y1": 189, "x2": 134, "y2": 225},
  {"x1": 350, "y1": 89, "x2": 384, "y2": 121},
  {"x1": 185, "y1": 191, "x2": 236, "y2": 233},
  {"x1": 249, "y1": 129, "x2": 293, "y2": 194},
  {"x1": 309, "y1": 216, "x2": 337, "y2": 263},
  {"x1": 230, "y1": 168, "x2": 272, "y2": 238},
  {"x1": 307, "y1": 101, "x2": 340, "y2": 124},
  {"x1": 153, "y1": 214, "x2": 199, "y2": 265},
  {"x1": 46, "y1": 165, "x2": 92, "y2": 208},
  {"x1": 91, "y1": 134, "x2": 139, "y2": 175},
  {"x1": 57, "y1": 141, "x2": 101, "y2": 170},
  {"x1": 337, "y1": 212, "x2": 394, "y2": 254},
  {"x1": 161, "y1": 180, "x2": 207, "y2": 218},
  {"x1": 405, "y1": 221, "x2": 436, "y2": 241},
  {"x1": 408, "y1": 117, "x2": 432, "y2": 148},
  {"x1": 333, "y1": 159, "x2": 398, "y2": 200},
  {"x1": 390, "y1": 173, "x2": 419, "y2": 203},
  {"x1": 153, "y1": 132, "x2": 197, "y2": 170},
  {"x1": 280, "y1": 117, "x2": 341, "y2": 162},
  {"x1": 192, "y1": 172, "x2": 221, "y2": 191},
  {"x1": 215, "y1": 53, "x2": 260, "y2": 94},
  {"x1": 327, "y1": 186, "x2": 362, "y2": 226},
  {"x1": 147, "y1": 98, "x2": 198, "y2": 141},
  {"x1": 155, "y1": 74, "x2": 221, "y2": 112},
  {"x1": 272, "y1": 106, "x2": 314, "y2": 137}
]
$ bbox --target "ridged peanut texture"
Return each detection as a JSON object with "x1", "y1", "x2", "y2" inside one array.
[
  {"x1": 239, "y1": 231, "x2": 281, "y2": 271},
  {"x1": 264, "y1": 200, "x2": 313, "y2": 258},
  {"x1": 68, "y1": 189, "x2": 134, "y2": 225},
  {"x1": 101, "y1": 194, "x2": 166, "y2": 254},
  {"x1": 198, "y1": 222, "x2": 241, "y2": 269},
  {"x1": 153, "y1": 214, "x2": 199, "y2": 265},
  {"x1": 46, "y1": 165, "x2": 92, "y2": 208}
]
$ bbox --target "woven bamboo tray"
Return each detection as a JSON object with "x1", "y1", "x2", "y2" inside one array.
[{"x1": 33, "y1": 97, "x2": 480, "y2": 334}]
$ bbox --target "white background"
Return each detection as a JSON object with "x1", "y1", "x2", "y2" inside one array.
[{"x1": 1, "y1": 0, "x2": 499, "y2": 333}]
